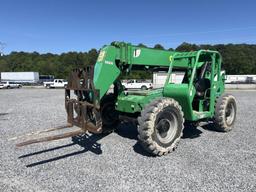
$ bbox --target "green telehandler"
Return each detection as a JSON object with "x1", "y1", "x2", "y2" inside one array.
[{"x1": 16, "y1": 42, "x2": 237, "y2": 156}]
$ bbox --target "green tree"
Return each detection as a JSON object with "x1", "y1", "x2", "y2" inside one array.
[
  {"x1": 87, "y1": 49, "x2": 98, "y2": 66},
  {"x1": 0, "y1": 58, "x2": 9, "y2": 72},
  {"x1": 175, "y1": 42, "x2": 199, "y2": 51},
  {"x1": 137, "y1": 43, "x2": 147, "y2": 48},
  {"x1": 153, "y1": 44, "x2": 165, "y2": 50},
  {"x1": 1, "y1": 43, "x2": 256, "y2": 78}
]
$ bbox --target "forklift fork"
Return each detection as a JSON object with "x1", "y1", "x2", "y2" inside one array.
[{"x1": 14, "y1": 66, "x2": 102, "y2": 148}]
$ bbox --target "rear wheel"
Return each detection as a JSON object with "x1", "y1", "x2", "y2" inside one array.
[
  {"x1": 137, "y1": 98, "x2": 184, "y2": 156},
  {"x1": 100, "y1": 94, "x2": 119, "y2": 133},
  {"x1": 213, "y1": 93, "x2": 237, "y2": 132},
  {"x1": 141, "y1": 85, "x2": 147, "y2": 90}
]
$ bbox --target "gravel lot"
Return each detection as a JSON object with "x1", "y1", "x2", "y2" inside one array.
[{"x1": 0, "y1": 89, "x2": 255, "y2": 192}]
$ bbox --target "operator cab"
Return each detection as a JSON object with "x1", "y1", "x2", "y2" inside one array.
[
  {"x1": 194, "y1": 61, "x2": 212, "y2": 98},
  {"x1": 192, "y1": 53, "x2": 219, "y2": 113}
]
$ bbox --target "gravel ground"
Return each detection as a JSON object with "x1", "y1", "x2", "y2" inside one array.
[{"x1": 0, "y1": 89, "x2": 255, "y2": 192}]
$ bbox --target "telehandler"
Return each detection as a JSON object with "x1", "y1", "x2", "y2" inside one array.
[{"x1": 15, "y1": 42, "x2": 237, "y2": 156}]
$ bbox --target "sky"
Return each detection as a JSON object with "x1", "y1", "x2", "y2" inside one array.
[{"x1": 0, "y1": 0, "x2": 256, "y2": 54}]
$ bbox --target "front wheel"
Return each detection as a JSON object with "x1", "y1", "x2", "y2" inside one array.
[
  {"x1": 137, "y1": 98, "x2": 184, "y2": 156},
  {"x1": 100, "y1": 94, "x2": 119, "y2": 133},
  {"x1": 213, "y1": 93, "x2": 237, "y2": 132}
]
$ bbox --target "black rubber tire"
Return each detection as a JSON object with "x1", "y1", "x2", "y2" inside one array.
[
  {"x1": 213, "y1": 93, "x2": 237, "y2": 132},
  {"x1": 137, "y1": 98, "x2": 184, "y2": 156},
  {"x1": 100, "y1": 94, "x2": 119, "y2": 133},
  {"x1": 141, "y1": 86, "x2": 147, "y2": 90}
]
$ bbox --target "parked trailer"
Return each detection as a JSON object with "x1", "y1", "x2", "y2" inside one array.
[
  {"x1": 39, "y1": 75, "x2": 54, "y2": 83},
  {"x1": 225, "y1": 75, "x2": 256, "y2": 84},
  {"x1": 154, "y1": 73, "x2": 256, "y2": 87},
  {"x1": 0, "y1": 72, "x2": 39, "y2": 83},
  {"x1": 153, "y1": 71, "x2": 185, "y2": 88}
]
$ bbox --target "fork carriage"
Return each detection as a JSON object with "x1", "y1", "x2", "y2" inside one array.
[
  {"x1": 65, "y1": 67, "x2": 102, "y2": 134},
  {"x1": 15, "y1": 67, "x2": 103, "y2": 147}
]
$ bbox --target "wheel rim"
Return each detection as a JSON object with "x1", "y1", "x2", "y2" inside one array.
[
  {"x1": 155, "y1": 113, "x2": 178, "y2": 144},
  {"x1": 225, "y1": 102, "x2": 235, "y2": 126}
]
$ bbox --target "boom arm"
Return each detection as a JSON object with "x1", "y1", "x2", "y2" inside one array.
[
  {"x1": 93, "y1": 42, "x2": 221, "y2": 99},
  {"x1": 94, "y1": 42, "x2": 186, "y2": 99}
]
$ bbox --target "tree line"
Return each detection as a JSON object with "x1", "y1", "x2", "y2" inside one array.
[{"x1": 0, "y1": 42, "x2": 255, "y2": 79}]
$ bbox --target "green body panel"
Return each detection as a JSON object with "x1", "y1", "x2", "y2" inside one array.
[
  {"x1": 162, "y1": 83, "x2": 214, "y2": 121},
  {"x1": 163, "y1": 84, "x2": 195, "y2": 120},
  {"x1": 93, "y1": 46, "x2": 120, "y2": 98},
  {"x1": 92, "y1": 42, "x2": 225, "y2": 122},
  {"x1": 117, "y1": 42, "x2": 191, "y2": 68},
  {"x1": 116, "y1": 89, "x2": 163, "y2": 113}
]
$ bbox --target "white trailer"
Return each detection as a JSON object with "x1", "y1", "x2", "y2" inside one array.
[
  {"x1": 225, "y1": 75, "x2": 256, "y2": 83},
  {"x1": 153, "y1": 71, "x2": 185, "y2": 88},
  {"x1": 0, "y1": 72, "x2": 39, "y2": 83}
]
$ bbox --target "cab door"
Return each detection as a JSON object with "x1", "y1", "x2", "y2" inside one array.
[
  {"x1": 192, "y1": 53, "x2": 219, "y2": 117},
  {"x1": 126, "y1": 80, "x2": 135, "y2": 89},
  {"x1": 56, "y1": 80, "x2": 63, "y2": 87}
]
